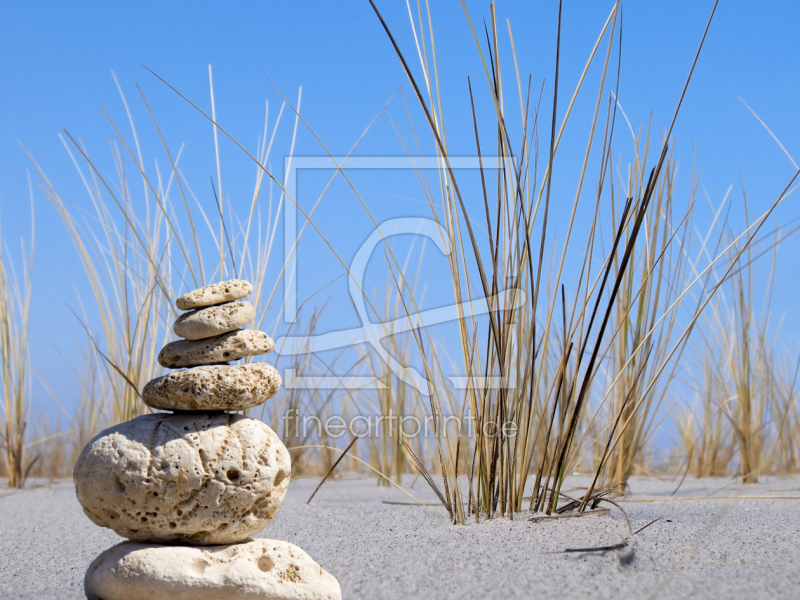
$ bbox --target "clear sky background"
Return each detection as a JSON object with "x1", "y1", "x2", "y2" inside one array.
[{"x1": 0, "y1": 1, "x2": 798, "y2": 428}]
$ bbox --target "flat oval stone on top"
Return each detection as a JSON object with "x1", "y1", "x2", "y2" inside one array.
[
  {"x1": 176, "y1": 279, "x2": 253, "y2": 310},
  {"x1": 174, "y1": 301, "x2": 254, "y2": 341},
  {"x1": 142, "y1": 363, "x2": 281, "y2": 411},
  {"x1": 158, "y1": 329, "x2": 274, "y2": 369}
]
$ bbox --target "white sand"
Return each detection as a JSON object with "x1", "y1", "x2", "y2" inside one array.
[{"x1": 2, "y1": 474, "x2": 799, "y2": 599}]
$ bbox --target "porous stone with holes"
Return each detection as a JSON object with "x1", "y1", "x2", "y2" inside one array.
[
  {"x1": 173, "y1": 301, "x2": 255, "y2": 341},
  {"x1": 176, "y1": 279, "x2": 253, "y2": 311},
  {"x1": 75, "y1": 279, "x2": 340, "y2": 595},
  {"x1": 157, "y1": 329, "x2": 275, "y2": 369},
  {"x1": 85, "y1": 539, "x2": 342, "y2": 600},
  {"x1": 142, "y1": 363, "x2": 281, "y2": 411},
  {"x1": 73, "y1": 412, "x2": 290, "y2": 545}
]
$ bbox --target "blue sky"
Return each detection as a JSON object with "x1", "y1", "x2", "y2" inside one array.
[{"x1": 1, "y1": 1, "x2": 798, "y2": 424}]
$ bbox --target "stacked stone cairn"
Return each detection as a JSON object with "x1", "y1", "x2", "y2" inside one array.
[{"x1": 74, "y1": 279, "x2": 341, "y2": 600}]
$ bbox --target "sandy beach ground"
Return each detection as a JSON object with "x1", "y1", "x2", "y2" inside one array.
[{"x1": 2, "y1": 474, "x2": 799, "y2": 599}]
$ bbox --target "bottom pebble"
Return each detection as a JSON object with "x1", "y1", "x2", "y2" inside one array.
[{"x1": 84, "y1": 538, "x2": 341, "y2": 600}]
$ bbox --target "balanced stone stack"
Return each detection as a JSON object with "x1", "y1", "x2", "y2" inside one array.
[{"x1": 73, "y1": 279, "x2": 341, "y2": 600}]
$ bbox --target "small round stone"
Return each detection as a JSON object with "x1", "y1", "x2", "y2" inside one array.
[
  {"x1": 158, "y1": 329, "x2": 274, "y2": 369},
  {"x1": 173, "y1": 301, "x2": 255, "y2": 341},
  {"x1": 73, "y1": 413, "x2": 290, "y2": 545},
  {"x1": 85, "y1": 539, "x2": 342, "y2": 600},
  {"x1": 142, "y1": 363, "x2": 281, "y2": 411},
  {"x1": 176, "y1": 279, "x2": 253, "y2": 311}
]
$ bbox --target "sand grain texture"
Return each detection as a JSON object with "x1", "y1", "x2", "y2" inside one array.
[{"x1": 2, "y1": 476, "x2": 799, "y2": 599}]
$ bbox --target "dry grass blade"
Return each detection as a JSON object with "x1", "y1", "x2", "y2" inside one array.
[
  {"x1": 528, "y1": 508, "x2": 610, "y2": 522},
  {"x1": 210, "y1": 177, "x2": 237, "y2": 279},
  {"x1": 0, "y1": 188, "x2": 34, "y2": 488},
  {"x1": 562, "y1": 517, "x2": 660, "y2": 554},
  {"x1": 289, "y1": 444, "x2": 445, "y2": 518},
  {"x1": 307, "y1": 437, "x2": 358, "y2": 505}
]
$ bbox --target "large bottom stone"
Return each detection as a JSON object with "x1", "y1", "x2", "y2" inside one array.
[
  {"x1": 74, "y1": 413, "x2": 290, "y2": 544},
  {"x1": 85, "y1": 540, "x2": 342, "y2": 600}
]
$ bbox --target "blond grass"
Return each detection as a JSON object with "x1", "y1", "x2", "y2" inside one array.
[{"x1": 0, "y1": 191, "x2": 34, "y2": 487}]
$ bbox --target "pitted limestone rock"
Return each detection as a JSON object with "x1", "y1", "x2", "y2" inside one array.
[
  {"x1": 173, "y1": 301, "x2": 255, "y2": 341},
  {"x1": 73, "y1": 413, "x2": 290, "y2": 545},
  {"x1": 85, "y1": 539, "x2": 342, "y2": 600},
  {"x1": 142, "y1": 363, "x2": 281, "y2": 411},
  {"x1": 158, "y1": 329, "x2": 274, "y2": 369},
  {"x1": 176, "y1": 279, "x2": 253, "y2": 311}
]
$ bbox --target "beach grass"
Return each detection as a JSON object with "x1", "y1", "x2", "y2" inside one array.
[
  {"x1": 361, "y1": 0, "x2": 799, "y2": 521},
  {"x1": 0, "y1": 190, "x2": 34, "y2": 487},
  {"x1": 6, "y1": 1, "x2": 799, "y2": 515}
]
